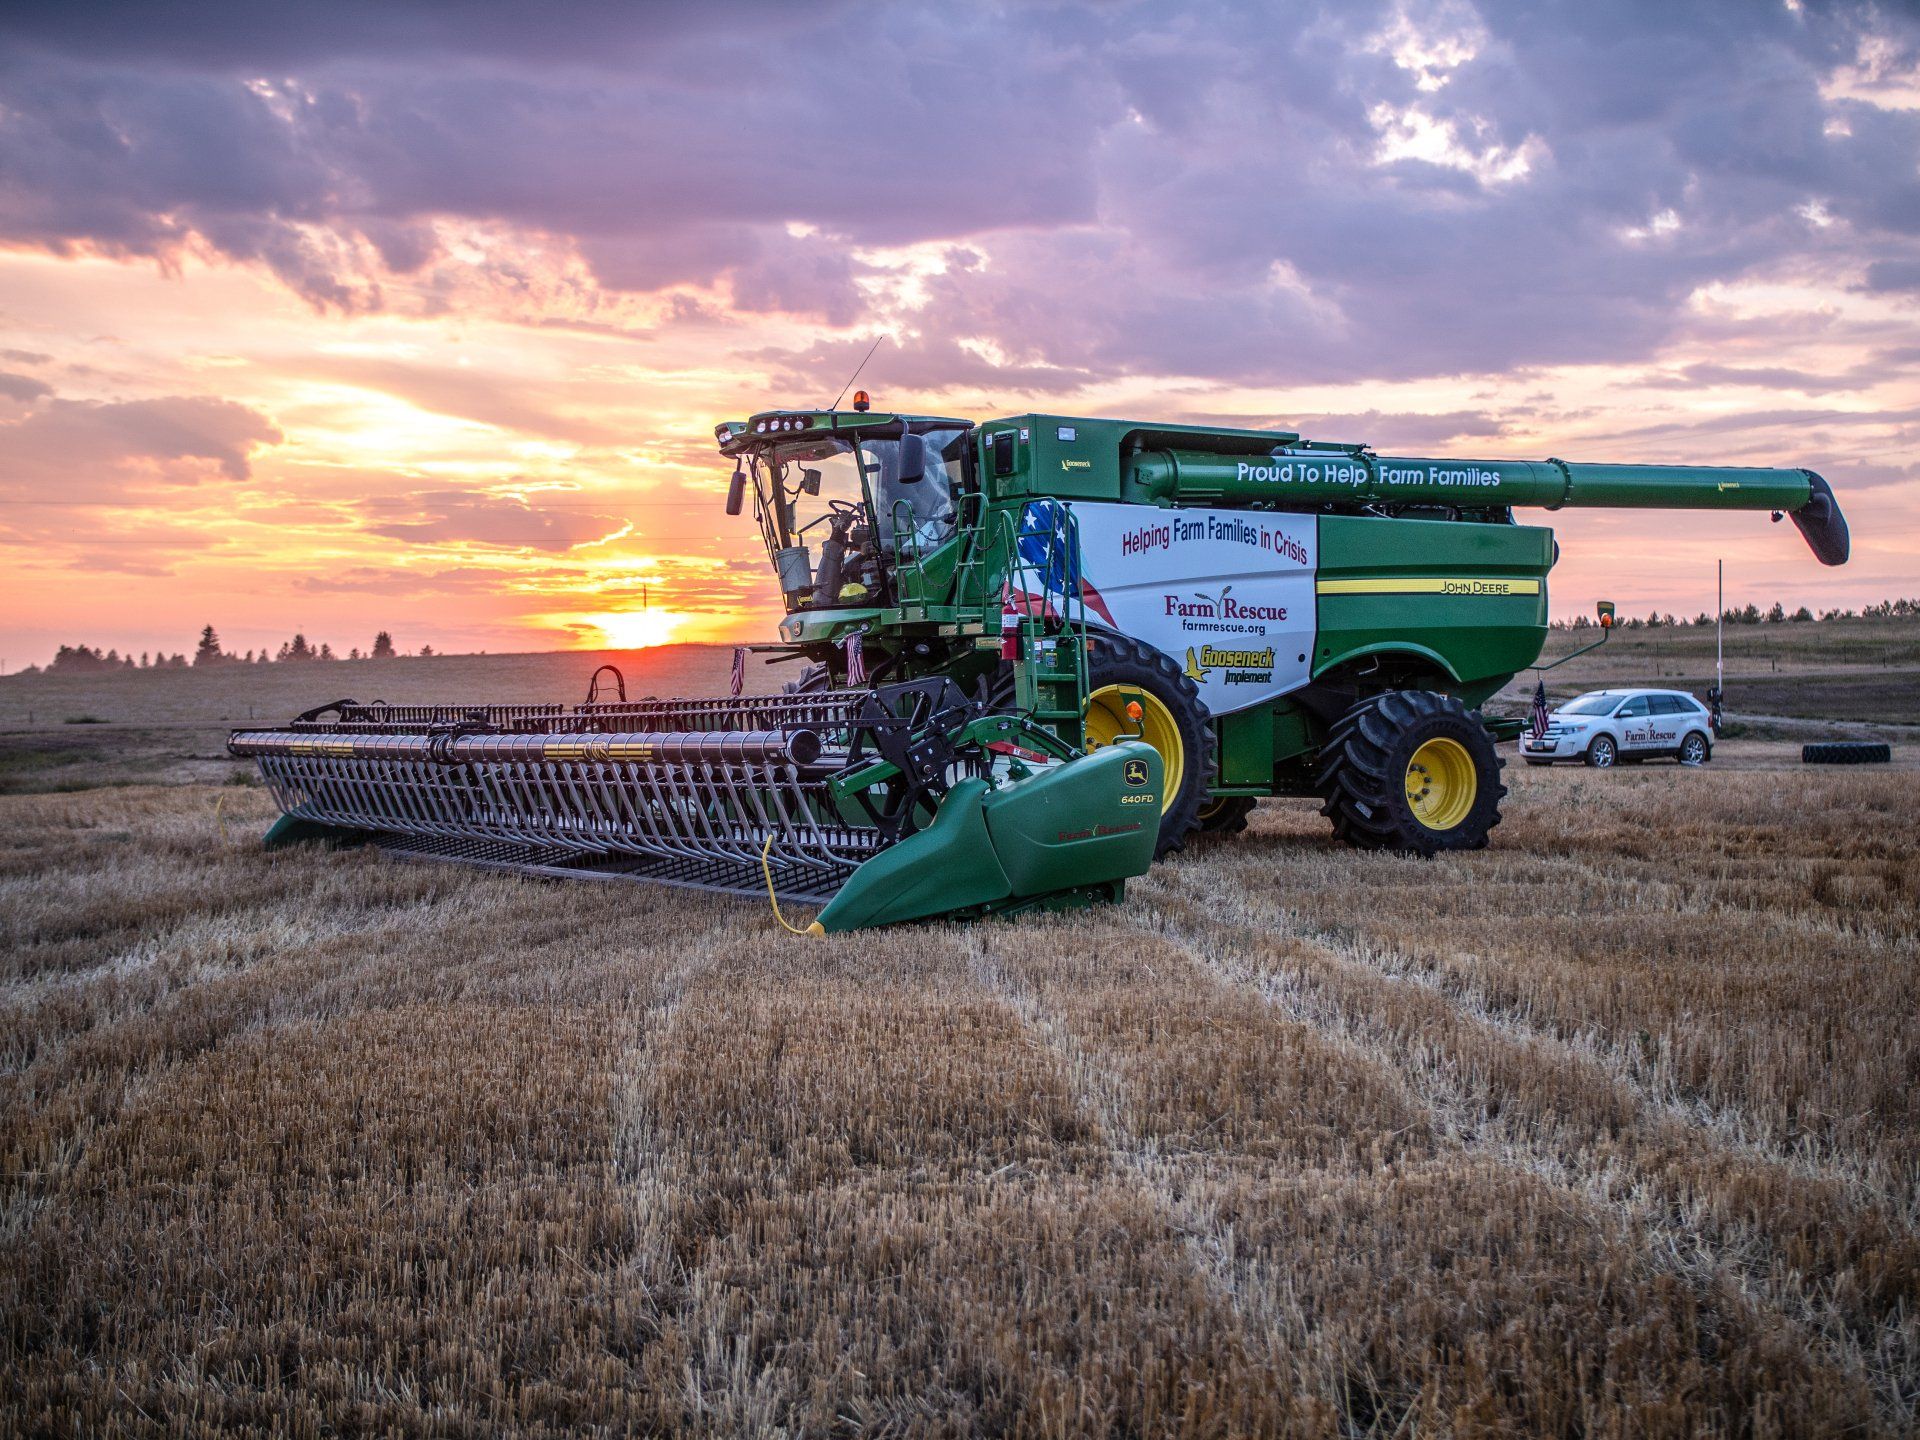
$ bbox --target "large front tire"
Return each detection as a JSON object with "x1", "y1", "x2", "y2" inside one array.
[
  {"x1": 1082, "y1": 634, "x2": 1215, "y2": 858},
  {"x1": 1316, "y1": 691, "x2": 1506, "y2": 856},
  {"x1": 784, "y1": 662, "x2": 831, "y2": 695}
]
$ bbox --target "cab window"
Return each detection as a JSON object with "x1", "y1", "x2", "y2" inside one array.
[
  {"x1": 1616, "y1": 696, "x2": 1651, "y2": 718},
  {"x1": 1650, "y1": 695, "x2": 1686, "y2": 715}
]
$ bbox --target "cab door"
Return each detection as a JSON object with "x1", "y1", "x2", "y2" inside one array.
[{"x1": 1613, "y1": 694, "x2": 1656, "y2": 751}]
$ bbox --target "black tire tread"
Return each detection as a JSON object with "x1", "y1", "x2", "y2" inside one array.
[
  {"x1": 783, "y1": 662, "x2": 832, "y2": 695},
  {"x1": 1194, "y1": 795, "x2": 1257, "y2": 838},
  {"x1": 1085, "y1": 633, "x2": 1216, "y2": 858},
  {"x1": 1315, "y1": 690, "x2": 1506, "y2": 856},
  {"x1": 1802, "y1": 741, "x2": 1892, "y2": 765}
]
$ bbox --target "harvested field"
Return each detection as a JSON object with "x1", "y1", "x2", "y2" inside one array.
[{"x1": 1, "y1": 662, "x2": 1916, "y2": 1435}]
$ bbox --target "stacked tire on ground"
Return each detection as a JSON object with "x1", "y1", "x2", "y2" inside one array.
[{"x1": 1803, "y1": 741, "x2": 1892, "y2": 765}]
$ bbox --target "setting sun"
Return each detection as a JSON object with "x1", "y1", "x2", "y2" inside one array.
[{"x1": 577, "y1": 608, "x2": 689, "y2": 650}]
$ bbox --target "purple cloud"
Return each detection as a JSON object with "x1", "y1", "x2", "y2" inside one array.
[
  {"x1": 365, "y1": 489, "x2": 630, "y2": 551},
  {"x1": 0, "y1": 390, "x2": 282, "y2": 496},
  {"x1": 0, "y1": 0, "x2": 1913, "y2": 385}
]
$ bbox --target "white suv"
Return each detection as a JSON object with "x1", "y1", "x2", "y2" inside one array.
[{"x1": 1521, "y1": 688, "x2": 1714, "y2": 769}]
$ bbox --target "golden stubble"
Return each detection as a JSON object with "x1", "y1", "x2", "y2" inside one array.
[{"x1": 1, "y1": 747, "x2": 1914, "y2": 1436}]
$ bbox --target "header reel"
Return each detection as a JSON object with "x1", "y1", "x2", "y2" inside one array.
[{"x1": 230, "y1": 677, "x2": 1160, "y2": 933}]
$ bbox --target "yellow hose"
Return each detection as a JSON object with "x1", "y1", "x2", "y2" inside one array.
[{"x1": 761, "y1": 834, "x2": 825, "y2": 936}]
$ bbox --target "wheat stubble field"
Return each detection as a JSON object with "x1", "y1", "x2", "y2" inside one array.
[{"x1": 2, "y1": 653, "x2": 1917, "y2": 1436}]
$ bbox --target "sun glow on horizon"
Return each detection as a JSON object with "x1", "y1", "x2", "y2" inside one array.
[{"x1": 573, "y1": 608, "x2": 691, "y2": 650}]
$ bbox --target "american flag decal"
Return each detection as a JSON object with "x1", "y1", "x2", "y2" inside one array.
[{"x1": 844, "y1": 632, "x2": 867, "y2": 686}]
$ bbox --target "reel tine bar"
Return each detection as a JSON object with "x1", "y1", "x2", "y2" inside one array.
[{"x1": 229, "y1": 687, "x2": 973, "y2": 902}]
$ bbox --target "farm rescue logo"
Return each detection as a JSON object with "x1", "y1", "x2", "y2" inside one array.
[{"x1": 1063, "y1": 502, "x2": 1319, "y2": 714}]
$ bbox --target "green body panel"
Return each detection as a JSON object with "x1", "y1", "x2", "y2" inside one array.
[
  {"x1": 1313, "y1": 515, "x2": 1554, "y2": 688},
  {"x1": 262, "y1": 814, "x2": 363, "y2": 850},
  {"x1": 1218, "y1": 706, "x2": 1275, "y2": 786},
  {"x1": 719, "y1": 404, "x2": 1847, "y2": 811},
  {"x1": 813, "y1": 743, "x2": 1161, "y2": 933},
  {"x1": 813, "y1": 777, "x2": 1011, "y2": 932},
  {"x1": 981, "y1": 741, "x2": 1161, "y2": 894},
  {"x1": 1556, "y1": 461, "x2": 1811, "y2": 510}
]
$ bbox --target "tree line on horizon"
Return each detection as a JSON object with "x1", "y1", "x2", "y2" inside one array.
[
  {"x1": 21, "y1": 626, "x2": 436, "y2": 676},
  {"x1": 1552, "y1": 597, "x2": 1917, "y2": 630},
  {"x1": 15, "y1": 597, "x2": 1918, "y2": 675}
]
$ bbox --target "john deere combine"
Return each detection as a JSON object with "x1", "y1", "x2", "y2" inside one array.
[{"x1": 231, "y1": 394, "x2": 1849, "y2": 930}]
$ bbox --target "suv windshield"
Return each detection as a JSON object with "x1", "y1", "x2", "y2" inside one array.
[{"x1": 1561, "y1": 693, "x2": 1624, "y2": 716}]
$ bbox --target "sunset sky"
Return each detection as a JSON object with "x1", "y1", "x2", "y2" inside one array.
[{"x1": 2, "y1": 0, "x2": 1917, "y2": 667}]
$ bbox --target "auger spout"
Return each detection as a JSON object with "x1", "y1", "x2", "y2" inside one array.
[{"x1": 1123, "y1": 450, "x2": 1849, "y2": 563}]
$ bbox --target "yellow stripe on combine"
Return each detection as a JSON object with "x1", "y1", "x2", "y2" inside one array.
[{"x1": 1316, "y1": 577, "x2": 1542, "y2": 597}]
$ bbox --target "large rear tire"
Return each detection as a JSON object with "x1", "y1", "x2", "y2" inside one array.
[
  {"x1": 1316, "y1": 691, "x2": 1505, "y2": 856},
  {"x1": 1083, "y1": 634, "x2": 1215, "y2": 858}
]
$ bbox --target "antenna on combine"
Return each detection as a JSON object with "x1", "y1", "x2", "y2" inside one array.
[{"x1": 827, "y1": 335, "x2": 884, "y2": 412}]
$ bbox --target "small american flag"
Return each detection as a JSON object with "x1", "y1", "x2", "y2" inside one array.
[
  {"x1": 1529, "y1": 678, "x2": 1551, "y2": 740},
  {"x1": 844, "y1": 632, "x2": 867, "y2": 686},
  {"x1": 730, "y1": 646, "x2": 746, "y2": 697}
]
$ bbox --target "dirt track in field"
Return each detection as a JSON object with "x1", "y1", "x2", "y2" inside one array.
[{"x1": 3, "y1": 737, "x2": 1916, "y2": 1437}]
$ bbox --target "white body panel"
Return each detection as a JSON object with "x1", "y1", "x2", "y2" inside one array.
[{"x1": 1061, "y1": 502, "x2": 1319, "y2": 715}]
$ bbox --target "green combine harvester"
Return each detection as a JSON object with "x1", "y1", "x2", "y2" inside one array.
[{"x1": 230, "y1": 392, "x2": 1849, "y2": 931}]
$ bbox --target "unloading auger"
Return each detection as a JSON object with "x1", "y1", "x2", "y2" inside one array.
[
  {"x1": 234, "y1": 392, "x2": 1851, "y2": 930},
  {"x1": 228, "y1": 678, "x2": 1162, "y2": 933}
]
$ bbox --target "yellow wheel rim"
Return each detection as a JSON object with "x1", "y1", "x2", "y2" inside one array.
[
  {"x1": 1405, "y1": 737, "x2": 1476, "y2": 832},
  {"x1": 1085, "y1": 685, "x2": 1184, "y2": 816}
]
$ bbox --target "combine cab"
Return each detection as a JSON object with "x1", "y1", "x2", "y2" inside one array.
[{"x1": 232, "y1": 392, "x2": 1849, "y2": 929}]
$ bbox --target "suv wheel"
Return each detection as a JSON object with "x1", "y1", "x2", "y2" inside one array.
[
  {"x1": 1585, "y1": 734, "x2": 1617, "y2": 769},
  {"x1": 1678, "y1": 731, "x2": 1709, "y2": 766}
]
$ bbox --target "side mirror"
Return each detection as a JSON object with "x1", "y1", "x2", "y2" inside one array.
[
  {"x1": 1596, "y1": 599, "x2": 1615, "y2": 629},
  {"x1": 897, "y1": 432, "x2": 926, "y2": 485},
  {"x1": 725, "y1": 467, "x2": 746, "y2": 516},
  {"x1": 801, "y1": 467, "x2": 822, "y2": 496}
]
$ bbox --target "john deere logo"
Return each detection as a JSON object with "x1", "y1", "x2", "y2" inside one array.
[{"x1": 1123, "y1": 758, "x2": 1150, "y2": 787}]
